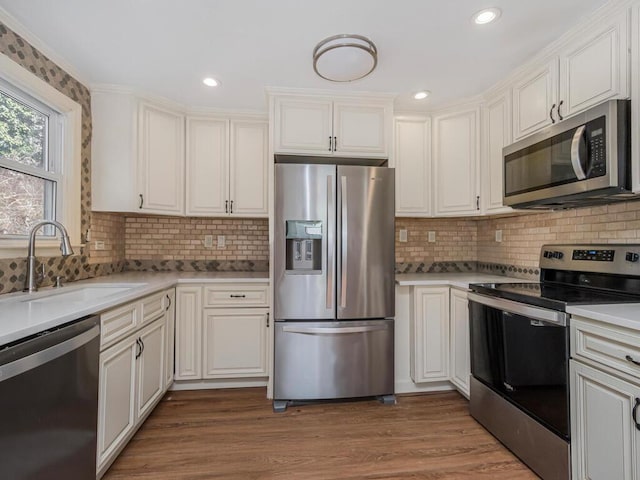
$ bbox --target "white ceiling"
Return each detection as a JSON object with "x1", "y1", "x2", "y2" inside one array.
[{"x1": 0, "y1": 0, "x2": 611, "y2": 112}]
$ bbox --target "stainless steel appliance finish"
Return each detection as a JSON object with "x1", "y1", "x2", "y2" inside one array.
[
  {"x1": 469, "y1": 243, "x2": 640, "y2": 480},
  {"x1": 0, "y1": 315, "x2": 100, "y2": 479},
  {"x1": 470, "y1": 377, "x2": 570, "y2": 480},
  {"x1": 274, "y1": 163, "x2": 395, "y2": 407},
  {"x1": 274, "y1": 320, "x2": 394, "y2": 400},
  {"x1": 503, "y1": 100, "x2": 633, "y2": 209}
]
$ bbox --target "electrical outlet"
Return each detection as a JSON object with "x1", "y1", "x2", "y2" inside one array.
[
  {"x1": 85, "y1": 228, "x2": 91, "y2": 241},
  {"x1": 428, "y1": 231, "x2": 436, "y2": 243},
  {"x1": 495, "y1": 230, "x2": 503, "y2": 243},
  {"x1": 94, "y1": 240, "x2": 105, "y2": 250},
  {"x1": 217, "y1": 235, "x2": 226, "y2": 249},
  {"x1": 204, "y1": 235, "x2": 213, "y2": 248},
  {"x1": 399, "y1": 229, "x2": 408, "y2": 242}
]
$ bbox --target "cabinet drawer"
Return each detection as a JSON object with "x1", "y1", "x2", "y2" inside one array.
[
  {"x1": 141, "y1": 291, "x2": 167, "y2": 325},
  {"x1": 203, "y1": 284, "x2": 268, "y2": 307},
  {"x1": 101, "y1": 302, "x2": 139, "y2": 348},
  {"x1": 572, "y1": 317, "x2": 640, "y2": 379}
]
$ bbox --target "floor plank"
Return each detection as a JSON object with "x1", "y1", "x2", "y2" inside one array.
[{"x1": 103, "y1": 388, "x2": 538, "y2": 479}]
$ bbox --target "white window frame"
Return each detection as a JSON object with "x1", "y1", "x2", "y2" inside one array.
[{"x1": 0, "y1": 52, "x2": 81, "y2": 259}]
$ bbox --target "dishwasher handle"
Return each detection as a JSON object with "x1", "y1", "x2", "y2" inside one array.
[
  {"x1": 0, "y1": 317, "x2": 99, "y2": 382},
  {"x1": 282, "y1": 325, "x2": 388, "y2": 335}
]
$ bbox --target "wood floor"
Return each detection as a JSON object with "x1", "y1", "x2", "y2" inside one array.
[{"x1": 103, "y1": 388, "x2": 538, "y2": 480}]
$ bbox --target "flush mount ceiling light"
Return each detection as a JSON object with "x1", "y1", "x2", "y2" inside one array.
[
  {"x1": 313, "y1": 34, "x2": 378, "y2": 82},
  {"x1": 473, "y1": 7, "x2": 502, "y2": 25},
  {"x1": 202, "y1": 77, "x2": 219, "y2": 87},
  {"x1": 414, "y1": 91, "x2": 430, "y2": 100}
]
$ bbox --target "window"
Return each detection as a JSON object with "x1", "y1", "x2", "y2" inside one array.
[
  {"x1": 0, "y1": 52, "x2": 81, "y2": 258},
  {"x1": 0, "y1": 80, "x2": 61, "y2": 237}
]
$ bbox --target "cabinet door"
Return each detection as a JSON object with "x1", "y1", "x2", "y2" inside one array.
[
  {"x1": 137, "y1": 102, "x2": 185, "y2": 214},
  {"x1": 175, "y1": 287, "x2": 202, "y2": 380},
  {"x1": 97, "y1": 336, "x2": 137, "y2": 471},
  {"x1": 273, "y1": 97, "x2": 333, "y2": 155},
  {"x1": 136, "y1": 319, "x2": 166, "y2": 420},
  {"x1": 410, "y1": 287, "x2": 450, "y2": 382},
  {"x1": 560, "y1": 11, "x2": 629, "y2": 119},
  {"x1": 394, "y1": 117, "x2": 432, "y2": 216},
  {"x1": 229, "y1": 120, "x2": 268, "y2": 216},
  {"x1": 571, "y1": 361, "x2": 640, "y2": 480},
  {"x1": 164, "y1": 289, "x2": 176, "y2": 389},
  {"x1": 513, "y1": 60, "x2": 558, "y2": 140},
  {"x1": 433, "y1": 108, "x2": 480, "y2": 215},
  {"x1": 449, "y1": 288, "x2": 470, "y2": 398},
  {"x1": 333, "y1": 102, "x2": 389, "y2": 158},
  {"x1": 202, "y1": 308, "x2": 268, "y2": 378},
  {"x1": 481, "y1": 93, "x2": 513, "y2": 214},
  {"x1": 185, "y1": 117, "x2": 229, "y2": 216}
]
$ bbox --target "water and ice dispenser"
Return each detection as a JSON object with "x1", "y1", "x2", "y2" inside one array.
[{"x1": 285, "y1": 220, "x2": 322, "y2": 273}]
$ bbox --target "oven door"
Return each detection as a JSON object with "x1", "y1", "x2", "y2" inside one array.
[{"x1": 468, "y1": 293, "x2": 570, "y2": 439}]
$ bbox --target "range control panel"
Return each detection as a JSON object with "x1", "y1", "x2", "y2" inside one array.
[
  {"x1": 540, "y1": 244, "x2": 640, "y2": 276},
  {"x1": 572, "y1": 249, "x2": 615, "y2": 262}
]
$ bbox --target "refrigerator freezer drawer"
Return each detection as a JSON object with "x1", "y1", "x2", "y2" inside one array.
[{"x1": 274, "y1": 320, "x2": 394, "y2": 400}]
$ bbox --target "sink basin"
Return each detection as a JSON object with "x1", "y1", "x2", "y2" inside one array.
[{"x1": 22, "y1": 284, "x2": 146, "y2": 305}]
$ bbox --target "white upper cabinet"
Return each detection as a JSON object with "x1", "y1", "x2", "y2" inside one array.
[
  {"x1": 186, "y1": 117, "x2": 268, "y2": 217},
  {"x1": 559, "y1": 10, "x2": 629, "y2": 119},
  {"x1": 481, "y1": 92, "x2": 512, "y2": 214},
  {"x1": 394, "y1": 117, "x2": 432, "y2": 216},
  {"x1": 512, "y1": 60, "x2": 559, "y2": 141},
  {"x1": 513, "y1": 9, "x2": 629, "y2": 141},
  {"x1": 137, "y1": 102, "x2": 185, "y2": 214},
  {"x1": 433, "y1": 106, "x2": 480, "y2": 216},
  {"x1": 272, "y1": 94, "x2": 392, "y2": 158}
]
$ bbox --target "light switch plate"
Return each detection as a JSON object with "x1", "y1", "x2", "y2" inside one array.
[
  {"x1": 204, "y1": 235, "x2": 213, "y2": 248},
  {"x1": 428, "y1": 231, "x2": 436, "y2": 243},
  {"x1": 94, "y1": 240, "x2": 105, "y2": 250},
  {"x1": 399, "y1": 229, "x2": 408, "y2": 242},
  {"x1": 495, "y1": 230, "x2": 503, "y2": 243},
  {"x1": 217, "y1": 235, "x2": 226, "y2": 249}
]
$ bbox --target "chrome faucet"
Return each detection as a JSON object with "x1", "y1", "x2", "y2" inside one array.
[{"x1": 24, "y1": 220, "x2": 74, "y2": 293}]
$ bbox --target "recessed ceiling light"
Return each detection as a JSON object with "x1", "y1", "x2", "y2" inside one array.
[
  {"x1": 473, "y1": 8, "x2": 501, "y2": 25},
  {"x1": 414, "y1": 91, "x2": 430, "y2": 100},
  {"x1": 203, "y1": 77, "x2": 219, "y2": 87}
]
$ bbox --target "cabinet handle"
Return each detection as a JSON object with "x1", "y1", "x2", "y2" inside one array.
[
  {"x1": 230, "y1": 200, "x2": 234, "y2": 214},
  {"x1": 557, "y1": 100, "x2": 564, "y2": 121},
  {"x1": 165, "y1": 294, "x2": 172, "y2": 311},
  {"x1": 329, "y1": 136, "x2": 332, "y2": 151},
  {"x1": 225, "y1": 200, "x2": 229, "y2": 213},
  {"x1": 140, "y1": 338, "x2": 145, "y2": 355},
  {"x1": 266, "y1": 312, "x2": 270, "y2": 328},
  {"x1": 633, "y1": 398, "x2": 640, "y2": 431},
  {"x1": 333, "y1": 136, "x2": 337, "y2": 152},
  {"x1": 476, "y1": 195, "x2": 480, "y2": 211},
  {"x1": 135, "y1": 338, "x2": 142, "y2": 359},
  {"x1": 139, "y1": 194, "x2": 144, "y2": 209},
  {"x1": 230, "y1": 294, "x2": 246, "y2": 298},
  {"x1": 549, "y1": 104, "x2": 556, "y2": 124},
  {"x1": 625, "y1": 355, "x2": 640, "y2": 366}
]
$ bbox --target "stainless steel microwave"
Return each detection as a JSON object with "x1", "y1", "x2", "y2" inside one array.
[{"x1": 503, "y1": 100, "x2": 634, "y2": 209}]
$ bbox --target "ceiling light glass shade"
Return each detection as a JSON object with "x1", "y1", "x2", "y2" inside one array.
[
  {"x1": 203, "y1": 77, "x2": 219, "y2": 87},
  {"x1": 313, "y1": 34, "x2": 377, "y2": 82},
  {"x1": 473, "y1": 8, "x2": 501, "y2": 24},
  {"x1": 414, "y1": 91, "x2": 430, "y2": 100}
]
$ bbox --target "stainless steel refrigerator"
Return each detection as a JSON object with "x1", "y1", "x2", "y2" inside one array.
[{"x1": 273, "y1": 163, "x2": 395, "y2": 412}]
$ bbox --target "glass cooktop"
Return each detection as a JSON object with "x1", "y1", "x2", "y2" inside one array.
[{"x1": 470, "y1": 282, "x2": 640, "y2": 311}]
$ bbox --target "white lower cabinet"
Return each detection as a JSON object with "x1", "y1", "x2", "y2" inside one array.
[
  {"x1": 175, "y1": 283, "x2": 269, "y2": 386},
  {"x1": 571, "y1": 360, "x2": 640, "y2": 480},
  {"x1": 97, "y1": 288, "x2": 175, "y2": 478},
  {"x1": 449, "y1": 288, "x2": 470, "y2": 398},
  {"x1": 410, "y1": 286, "x2": 450, "y2": 382}
]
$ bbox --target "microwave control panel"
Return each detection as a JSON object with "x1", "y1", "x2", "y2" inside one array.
[{"x1": 586, "y1": 116, "x2": 606, "y2": 177}]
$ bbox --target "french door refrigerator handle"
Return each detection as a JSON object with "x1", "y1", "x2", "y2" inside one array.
[
  {"x1": 326, "y1": 175, "x2": 334, "y2": 310},
  {"x1": 467, "y1": 292, "x2": 567, "y2": 326},
  {"x1": 282, "y1": 325, "x2": 388, "y2": 335},
  {"x1": 340, "y1": 175, "x2": 348, "y2": 309}
]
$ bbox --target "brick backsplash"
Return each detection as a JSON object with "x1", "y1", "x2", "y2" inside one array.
[
  {"x1": 396, "y1": 218, "x2": 477, "y2": 264},
  {"x1": 89, "y1": 212, "x2": 126, "y2": 264},
  {"x1": 125, "y1": 216, "x2": 269, "y2": 261}
]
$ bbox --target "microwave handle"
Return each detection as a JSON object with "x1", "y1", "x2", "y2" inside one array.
[{"x1": 570, "y1": 125, "x2": 587, "y2": 180}]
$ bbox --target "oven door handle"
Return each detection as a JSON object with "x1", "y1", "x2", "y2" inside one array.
[{"x1": 468, "y1": 292, "x2": 567, "y2": 326}]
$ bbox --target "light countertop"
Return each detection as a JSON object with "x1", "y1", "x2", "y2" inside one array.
[
  {"x1": 567, "y1": 304, "x2": 640, "y2": 331},
  {"x1": 0, "y1": 271, "x2": 268, "y2": 347},
  {"x1": 395, "y1": 272, "x2": 532, "y2": 289}
]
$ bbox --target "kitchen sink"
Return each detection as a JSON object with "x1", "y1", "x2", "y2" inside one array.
[{"x1": 21, "y1": 284, "x2": 146, "y2": 305}]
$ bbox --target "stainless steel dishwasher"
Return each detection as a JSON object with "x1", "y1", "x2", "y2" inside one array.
[{"x1": 0, "y1": 315, "x2": 100, "y2": 479}]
